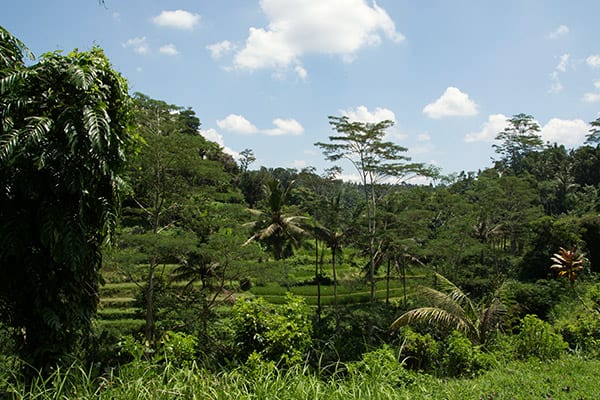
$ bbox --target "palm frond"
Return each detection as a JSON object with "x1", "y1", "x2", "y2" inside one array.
[
  {"x1": 0, "y1": 69, "x2": 31, "y2": 94},
  {"x1": 391, "y1": 307, "x2": 473, "y2": 336}
]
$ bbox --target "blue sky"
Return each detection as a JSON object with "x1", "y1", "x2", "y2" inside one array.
[{"x1": 4, "y1": 1, "x2": 600, "y2": 179}]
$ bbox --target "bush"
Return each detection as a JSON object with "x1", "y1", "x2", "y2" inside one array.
[
  {"x1": 156, "y1": 331, "x2": 198, "y2": 367},
  {"x1": 346, "y1": 345, "x2": 416, "y2": 387},
  {"x1": 513, "y1": 315, "x2": 568, "y2": 360},
  {"x1": 441, "y1": 331, "x2": 494, "y2": 377},
  {"x1": 232, "y1": 293, "x2": 312, "y2": 366},
  {"x1": 556, "y1": 313, "x2": 600, "y2": 356},
  {"x1": 398, "y1": 327, "x2": 438, "y2": 372}
]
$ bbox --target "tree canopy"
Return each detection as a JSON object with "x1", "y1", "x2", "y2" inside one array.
[{"x1": 0, "y1": 28, "x2": 136, "y2": 368}]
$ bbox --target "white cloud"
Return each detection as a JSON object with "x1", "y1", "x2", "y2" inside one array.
[
  {"x1": 152, "y1": 10, "x2": 200, "y2": 30},
  {"x1": 292, "y1": 160, "x2": 307, "y2": 168},
  {"x1": 587, "y1": 54, "x2": 600, "y2": 68},
  {"x1": 207, "y1": 41, "x2": 235, "y2": 59},
  {"x1": 295, "y1": 65, "x2": 308, "y2": 80},
  {"x1": 548, "y1": 25, "x2": 569, "y2": 39},
  {"x1": 417, "y1": 133, "x2": 431, "y2": 142},
  {"x1": 232, "y1": 0, "x2": 404, "y2": 72},
  {"x1": 423, "y1": 87, "x2": 478, "y2": 119},
  {"x1": 159, "y1": 44, "x2": 179, "y2": 56},
  {"x1": 216, "y1": 114, "x2": 304, "y2": 136},
  {"x1": 548, "y1": 54, "x2": 570, "y2": 93},
  {"x1": 122, "y1": 37, "x2": 149, "y2": 54},
  {"x1": 556, "y1": 53, "x2": 570, "y2": 72},
  {"x1": 541, "y1": 119, "x2": 590, "y2": 146},
  {"x1": 465, "y1": 114, "x2": 508, "y2": 143},
  {"x1": 583, "y1": 93, "x2": 600, "y2": 103},
  {"x1": 595, "y1": 80, "x2": 600, "y2": 89},
  {"x1": 216, "y1": 114, "x2": 259, "y2": 134},
  {"x1": 341, "y1": 105, "x2": 396, "y2": 123},
  {"x1": 200, "y1": 128, "x2": 238, "y2": 158},
  {"x1": 264, "y1": 118, "x2": 304, "y2": 136},
  {"x1": 549, "y1": 71, "x2": 563, "y2": 94}
]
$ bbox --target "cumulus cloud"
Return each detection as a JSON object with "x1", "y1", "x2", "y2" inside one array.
[
  {"x1": 548, "y1": 25, "x2": 569, "y2": 39},
  {"x1": 200, "y1": 128, "x2": 238, "y2": 158},
  {"x1": 582, "y1": 80, "x2": 600, "y2": 103},
  {"x1": 264, "y1": 118, "x2": 304, "y2": 136},
  {"x1": 295, "y1": 65, "x2": 308, "y2": 80},
  {"x1": 341, "y1": 105, "x2": 396, "y2": 123},
  {"x1": 207, "y1": 40, "x2": 235, "y2": 59},
  {"x1": 122, "y1": 37, "x2": 149, "y2": 54},
  {"x1": 159, "y1": 44, "x2": 179, "y2": 56},
  {"x1": 217, "y1": 114, "x2": 259, "y2": 134},
  {"x1": 541, "y1": 119, "x2": 590, "y2": 146},
  {"x1": 152, "y1": 10, "x2": 200, "y2": 30},
  {"x1": 423, "y1": 87, "x2": 479, "y2": 119},
  {"x1": 587, "y1": 54, "x2": 600, "y2": 68},
  {"x1": 231, "y1": 0, "x2": 404, "y2": 72},
  {"x1": 556, "y1": 53, "x2": 570, "y2": 72},
  {"x1": 465, "y1": 114, "x2": 508, "y2": 143},
  {"x1": 217, "y1": 114, "x2": 304, "y2": 136},
  {"x1": 583, "y1": 93, "x2": 600, "y2": 103}
]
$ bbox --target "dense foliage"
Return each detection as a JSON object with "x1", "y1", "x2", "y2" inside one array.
[
  {"x1": 0, "y1": 26, "x2": 136, "y2": 369},
  {"x1": 2, "y1": 25, "x2": 600, "y2": 397}
]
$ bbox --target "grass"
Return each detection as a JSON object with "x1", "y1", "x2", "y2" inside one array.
[{"x1": 4, "y1": 355, "x2": 600, "y2": 399}]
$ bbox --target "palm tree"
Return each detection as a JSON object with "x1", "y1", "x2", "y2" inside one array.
[
  {"x1": 244, "y1": 179, "x2": 307, "y2": 260},
  {"x1": 391, "y1": 273, "x2": 505, "y2": 345},
  {"x1": 314, "y1": 191, "x2": 348, "y2": 310}
]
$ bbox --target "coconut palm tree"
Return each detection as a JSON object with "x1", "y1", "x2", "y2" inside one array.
[
  {"x1": 244, "y1": 179, "x2": 307, "y2": 260},
  {"x1": 391, "y1": 273, "x2": 505, "y2": 345}
]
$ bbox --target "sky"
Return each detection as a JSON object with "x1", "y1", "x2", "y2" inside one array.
[{"x1": 3, "y1": 1, "x2": 600, "y2": 180}]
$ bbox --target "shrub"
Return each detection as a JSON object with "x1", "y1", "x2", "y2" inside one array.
[
  {"x1": 346, "y1": 345, "x2": 416, "y2": 387},
  {"x1": 441, "y1": 331, "x2": 494, "y2": 377},
  {"x1": 156, "y1": 331, "x2": 198, "y2": 367},
  {"x1": 232, "y1": 293, "x2": 312, "y2": 367},
  {"x1": 556, "y1": 313, "x2": 600, "y2": 356},
  {"x1": 398, "y1": 327, "x2": 438, "y2": 372},
  {"x1": 513, "y1": 314, "x2": 567, "y2": 360}
]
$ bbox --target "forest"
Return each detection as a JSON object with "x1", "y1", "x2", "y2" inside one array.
[{"x1": 2, "y1": 25, "x2": 600, "y2": 399}]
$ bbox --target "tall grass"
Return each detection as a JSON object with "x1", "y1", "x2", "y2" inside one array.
[{"x1": 4, "y1": 356, "x2": 600, "y2": 399}]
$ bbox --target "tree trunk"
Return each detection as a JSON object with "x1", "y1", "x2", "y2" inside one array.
[{"x1": 145, "y1": 256, "x2": 157, "y2": 345}]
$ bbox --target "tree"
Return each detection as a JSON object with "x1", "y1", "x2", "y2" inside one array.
[
  {"x1": 586, "y1": 116, "x2": 600, "y2": 146},
  {"x1": 391, "y1": 274, "x2": 505, "y2": 345},
  {"x1": 119, "y1": 93, "x2": 241, "y2": 344},
  {"x1": 0, "y1": 27, "x2": 136, "y2": 368},
  {"x1": 244, "y1": 179, "x2": 307, "y2": 260},
  {"x1": 315, "y1": 115, "x2": 434, "y2": 303},
  {"x1": 493, "y1": 113, "x2": 543, "y2": 175},
  {"x1": 238, "y1": 148, "x2": 256, "y2": 172}
]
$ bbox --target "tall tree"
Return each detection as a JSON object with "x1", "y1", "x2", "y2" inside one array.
[
  {"x1": 493, "y1": 113, "x2": 543, "y2": 175},
  {"x1": 586, "y1": 117, "x2": 600, "y2": 146},
  {"x1": 315, "y1": 116, "x2": 433, "y2": 303},
  {"x1": 0, "y1": 27, "x2": 136, "y2": 368}
]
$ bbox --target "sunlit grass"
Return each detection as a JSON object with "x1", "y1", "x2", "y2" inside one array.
[{"x1": 4, "y1": 356, "x2": 600, "y2": 399}]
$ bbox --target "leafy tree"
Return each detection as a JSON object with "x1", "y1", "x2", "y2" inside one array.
[
  {"x1": 586, "y1": 116, "x2": 600, "y2": 146},
  {"x1": 238, "y1": 148, "x2": 256, "y2": 172},
  {"x1": 119, "y1": 93, "x2": 241, "y2": 343},
  {"x1": 391, "y1": 274, "x2": 505, "y2": 345},
  {"x1": 0, "y1": 28, "x2": 135, "y2": 368},
  {"x1": 244, "y1": 179, "x2": 307, "y2": 260},
  {"x1": 493, "y1": 113, "x2": 543, "y2": 175},
  {"x1": 315, "y1": 115, "x2": 434, "y2": 303}
]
